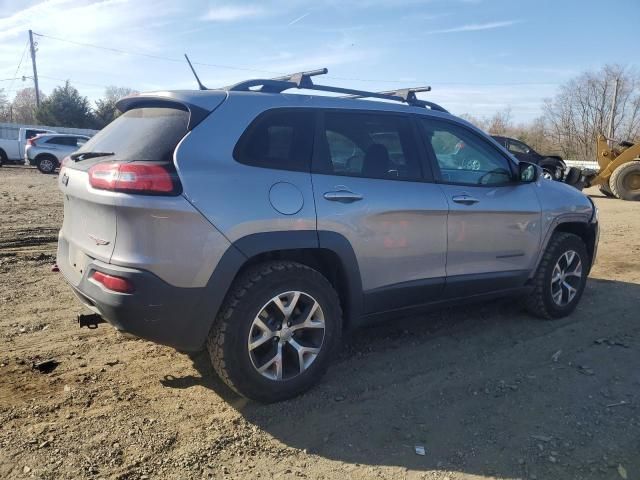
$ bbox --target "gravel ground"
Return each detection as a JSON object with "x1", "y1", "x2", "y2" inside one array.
[{"x1": 1, "y1": 166, "x2": 639, "y2": 480}]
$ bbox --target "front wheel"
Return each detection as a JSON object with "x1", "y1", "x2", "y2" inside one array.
[
  {"x1": 36, "y1": 156, "x2": 58, "y2": 174},
  {"x1": 207, "y1": 261, "x2": 342, "y2": 403},
  {"x1": 609, "y1": 160, "x2": 640, "y2": 201},
  {"x1": 526, "y1": 232, "x2": 588, "y2": 319}
]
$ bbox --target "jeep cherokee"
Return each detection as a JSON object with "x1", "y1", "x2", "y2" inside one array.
[{"x1": 56, "y1": 70, "x2": 599, "y2": 402}]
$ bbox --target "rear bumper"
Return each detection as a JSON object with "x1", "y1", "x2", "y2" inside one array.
[{"x1": 57, "y1": 236, "x2": 212, "y2": 351}]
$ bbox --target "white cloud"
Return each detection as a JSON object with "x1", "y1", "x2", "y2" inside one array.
[
  {"x1": 429, "y1": 20, "x2": 522, "y2": 34},
  {"x1": 202, "y1": 4, "x2": 265, "y2": 22}
]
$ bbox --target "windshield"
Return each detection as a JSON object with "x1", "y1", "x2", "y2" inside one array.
[{"x1": 75, "y1": 106, "x2": 189, "y2": 162}]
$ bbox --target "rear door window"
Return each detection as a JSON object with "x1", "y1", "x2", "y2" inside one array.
[
  {"x1": 508, "y1": 139, "x2": 530, "y2": 154},
  {"x1": 315, "y1": 111, "x2": 423, "y2": 181},
  {"x1": 46, "y1": 136, "x2": 76, "y2": 146},
  {"x1": 74, "y1": 107, "x2": 189, "y2": 162},
  {"x1": 234, "y1": 109, "x2": 315, "y2": 171}
]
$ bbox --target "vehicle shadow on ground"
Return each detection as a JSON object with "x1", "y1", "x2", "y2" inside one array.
[{"x1": 167, "y1": 278, "x2": 639, "y2": 477}]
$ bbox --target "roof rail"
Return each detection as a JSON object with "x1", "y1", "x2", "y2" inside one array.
[{"x1": 225, "y1": 68, "x2": 448, "y2": 112}]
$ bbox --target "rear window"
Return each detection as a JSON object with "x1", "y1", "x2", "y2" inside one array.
[
  {"x1": 234, "y1": 109, "x2": 315, "y2": 172},
  {"x1": 75, "y1": 107, "x2": 189, "y2": 162}
]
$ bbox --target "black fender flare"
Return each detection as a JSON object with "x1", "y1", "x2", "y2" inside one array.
[
  {"x1": 530, "y1": 214, "x2": 596, "y2": 278},
  {"x1": 189, "y1": 230, "x2": 363, "y2": 350}
]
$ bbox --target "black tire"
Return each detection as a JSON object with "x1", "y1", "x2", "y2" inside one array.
[
  {"x1": 598, "y1": 182, "x2": 615, "y2": 197},
  {"x1": 609, "y1": 160, "x2": 640, "y2": 201},
  {"x1": 207, "y1": 261, "x2": 342, "y2": 403},
  {"x1": 564, "y1": 167, "x2": 581, "y2": 186},
  {"x1": 540, "y1": 158, "x2": 565, "y2": 181},
  {"x1": 0, "y1": 149, "x2": 6, "y2": 167},
  {"x1": 525, "y1": 232, "x2": 589, "y2": 319},
  {"x1": 36, "y1": 155, "x2": 58, "y2": 174}
]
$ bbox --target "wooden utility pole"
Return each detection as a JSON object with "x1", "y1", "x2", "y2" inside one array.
[
  {"x1": 28, "y1": 30, "x2": 40, "y2": 107},
  {"x1": 606, "y1": 77, "x2": 619, "y2": 147}
]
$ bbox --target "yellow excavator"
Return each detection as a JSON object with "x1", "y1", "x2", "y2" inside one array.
[{"x1": 568, "y1": 135, "x2": 640, "y2": 201}]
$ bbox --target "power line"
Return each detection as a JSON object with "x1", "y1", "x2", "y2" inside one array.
[
  {"x1": 31, "y1": 30, "x2": 565, "y2": 89},
  {"x1": 33, "y1": 32, "x2": 284, "y2": 75},
  {"x1": 39, "y1": 74, "x2": 113, "y2": 89},
  {"x1": 32, "y1": 32, "x2": 432, "y2": 85},
  {"x1": 7, "y1": 40, "x2": 30, "y2": 94}
]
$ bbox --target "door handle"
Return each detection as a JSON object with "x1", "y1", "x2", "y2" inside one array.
[
  {"x1": 323, "y1": 191, "x2": 364, "y2": 203},
  {"x1": 451, "y1": 194, "x2": 479, "y2": 205}
]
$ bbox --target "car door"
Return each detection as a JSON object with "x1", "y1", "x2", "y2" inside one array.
[
  {"x1": 418, "y1": 117, "x2": 542, "y2": 297},
  {"x1": 312, "y1": 110, "x2": 449, "y2": 314}
]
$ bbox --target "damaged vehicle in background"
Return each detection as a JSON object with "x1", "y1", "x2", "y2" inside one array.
[{"x1": 491, "y1": 135, "x2": 566, "y2": 181}]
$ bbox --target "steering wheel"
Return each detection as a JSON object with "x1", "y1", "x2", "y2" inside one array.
[{"x1": 462, "y1": 158, "x2": 482, "y2": 171}]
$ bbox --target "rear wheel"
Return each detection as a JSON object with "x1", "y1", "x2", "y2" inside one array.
[
  {"x1": 207, "y1": 261, "x2": 342, "y2": 403},
  {"x1": 36, "y1": 155, "x2": 58, "y2": 174},
  {"x1": 526, "y1": 232, "x2": 588, "y2": 319},
  {"x1": 609, "y1": 160, "x2": 640, "y2": 201},
  {"x1": 0, "y1": 149, "x2": 6, "y2": 167}
]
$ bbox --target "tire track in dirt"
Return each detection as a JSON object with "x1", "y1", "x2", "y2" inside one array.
[{"x1": 0, "y1": 227, "x2": 59, "y2": 249}]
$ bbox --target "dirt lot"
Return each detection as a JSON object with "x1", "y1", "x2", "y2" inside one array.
[{"x1": 0, "y1": 166, "x2": 638, "y2": 480}]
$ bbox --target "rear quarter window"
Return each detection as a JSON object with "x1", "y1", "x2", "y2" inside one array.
[
  {"x1": 74, "y1": 107, "x2": 189, "y2": 162},
  {"x1": 233, "y1": 109, "x2": 315, "y2": 172}
]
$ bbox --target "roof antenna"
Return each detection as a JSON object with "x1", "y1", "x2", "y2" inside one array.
[{"x1": 184, "y1": 54, "x2": 207, "y2": 90}]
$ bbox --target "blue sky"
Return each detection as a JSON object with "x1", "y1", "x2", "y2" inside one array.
[{"x1": 1, "y1": 0, "x2": 638, "y2": 122}]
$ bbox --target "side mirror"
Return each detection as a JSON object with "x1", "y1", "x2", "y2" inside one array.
[{"x1": 519, "y1": 162, "x2": 538, "y2": 183}]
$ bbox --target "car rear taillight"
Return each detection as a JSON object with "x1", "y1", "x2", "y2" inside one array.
[
  {"x1": 91, "y1": 271, "x2": 134, "y2": 293},
  {"x1": 88, "y1": 162, "x2": 180, "y2": 195}
]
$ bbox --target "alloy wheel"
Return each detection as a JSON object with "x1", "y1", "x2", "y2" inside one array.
[
  {"x1": 40, "y1": 158, "x2": 55, "y2": 173},
  {"x1": 248, "y1": 291, "x2": 325, "y2": 381},
  {"x1": 550, "y1": 250, "x2": 582, "y2": 306}
]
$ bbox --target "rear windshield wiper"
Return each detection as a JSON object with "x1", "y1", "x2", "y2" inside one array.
[{"x1": 70, "y1": 151, "x2": 115, "y2": 161}]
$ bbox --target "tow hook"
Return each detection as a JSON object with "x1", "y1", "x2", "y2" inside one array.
[{"x1": 78, "y1": 313, "x2": 106, "y2": 329}]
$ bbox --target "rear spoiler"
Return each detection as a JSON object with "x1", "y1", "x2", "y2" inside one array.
[{"x1": 116, "y1": 91, "x2": 227, "y2": 130}]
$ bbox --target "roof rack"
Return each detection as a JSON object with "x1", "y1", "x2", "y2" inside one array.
[{"x1": 225, "y1": 68, "x2": 448, "y2": 113}]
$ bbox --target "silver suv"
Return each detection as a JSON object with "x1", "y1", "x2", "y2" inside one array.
[
  {"x1": 56, "y1": 69, "x2": 599, "y2": 402},
  {"x1": 26, "y1": 133, "x2": 90, "y2": 173}
]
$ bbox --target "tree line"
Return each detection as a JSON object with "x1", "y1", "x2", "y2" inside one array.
[
  {"x1": 459, "y1": 65, "x2": 638, "y2": 160},
  {"x1": 0, "y1": 82, "x2": 137, "y2": 130}
]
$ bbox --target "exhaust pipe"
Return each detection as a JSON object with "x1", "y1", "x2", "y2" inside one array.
[{"x1": 78, "y1": 313, "x2": 106, "y2": 329}]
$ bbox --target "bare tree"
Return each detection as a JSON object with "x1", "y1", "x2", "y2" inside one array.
[
  {"x1": 10, "y1": 87, "x2": 45, "y2": 124},
  {"x1": 486, "y1": 107, "x2": 513, "y2": 135},
  {"x1": 94, "y1": 86, "x2": 138, "y2": 129},
  {"x1": 0, "y1": 89, "x2": 10, "y2": 122},
  {"x1": 543, "y1": 65, "x2": 640, "y2": 159}
]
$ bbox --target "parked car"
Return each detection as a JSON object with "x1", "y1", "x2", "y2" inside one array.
[
  {"x1": 25, "y1": 133, "x2": 90, "y2": 173},
  {"x1": 0, "y1": 126, "x2": 55, "y2": 166},
  {"x1": 56, "y1": 71, "x2": 599, "y2": 403},
  {"x1": 491, "y1": 135, "x2": 566, "y2": 180}
]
